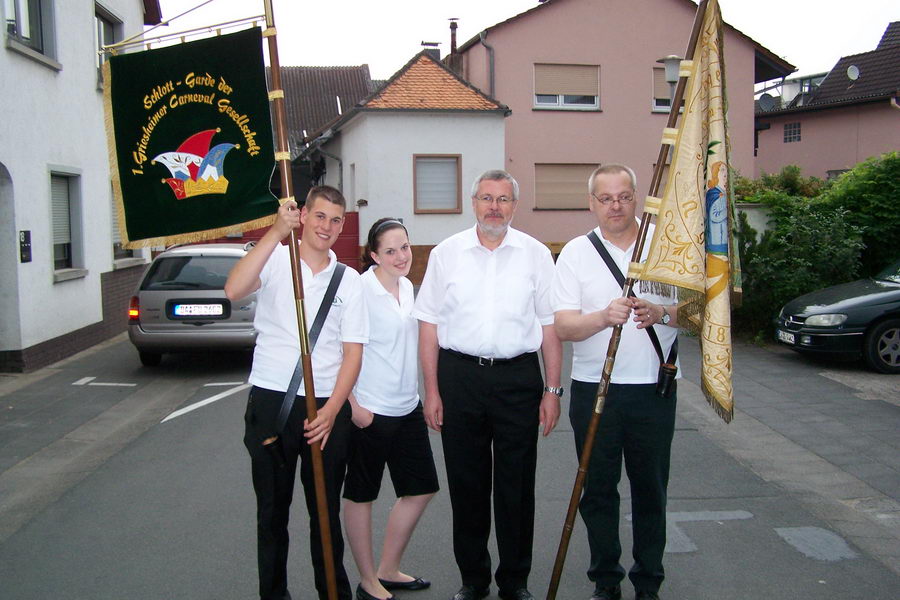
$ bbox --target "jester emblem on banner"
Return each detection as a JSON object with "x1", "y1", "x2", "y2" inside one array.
[
  {"x1": 103, "y1": 28, "x2": 278, "y2": 248},
  {"x1": 639, "y1": 0, "x2": 741, "y2": 422}
]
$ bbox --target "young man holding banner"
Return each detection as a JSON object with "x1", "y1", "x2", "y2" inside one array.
[
  {"x1": 226, "y1": 185, "x2": 368, "y2": 600},
  {"x1": 552, "y1": 165, "x2": 680, "y2": 600}
]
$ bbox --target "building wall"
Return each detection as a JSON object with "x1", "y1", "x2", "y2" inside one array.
[
  {"x1": 320, "y1": 111, "x2": 506, "y2": 280},
  {"x1": 461, "y1": 0, "x2": 761, "y2": 245},
  {"x1": 755, "y1": 102, "x2": 900, "y2": 178},
  {"x1": 0, "y1": 1, "x2": 150, "y2": 371}
]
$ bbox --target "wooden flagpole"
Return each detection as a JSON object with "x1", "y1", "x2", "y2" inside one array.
[
  {"x1": 261, "y1": 2, "x2": 339, "y2": 599},
  {"x1": 545, "y1": 2, "x2": 710, "y2": 598}
]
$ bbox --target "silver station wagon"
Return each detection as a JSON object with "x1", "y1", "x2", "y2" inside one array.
[{"x1": 128, "y1": 243, "x2": 257, "y2": 366}]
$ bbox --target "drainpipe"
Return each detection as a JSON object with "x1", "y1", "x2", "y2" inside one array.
[{"x1": 479, "y1": 31, "x2": 495, "y2": 97}]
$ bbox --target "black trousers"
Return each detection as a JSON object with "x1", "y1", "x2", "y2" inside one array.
[
  {"x1": 438, "y1": 349, "x2": 543, "y2": 593},
  {"x1": 243, "y1": 386, "x2": 352, "y2": 600},
  {"x1": 569, "y1": 380, "x2": 677, "y2": 594}
]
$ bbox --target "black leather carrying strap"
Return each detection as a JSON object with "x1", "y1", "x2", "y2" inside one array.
[
  {"x1": 275, "y1": 262, "x2": 347, "y2": 433},
  {"x1": 586, "y1": 231, "x2": 677, "y2": 365}
]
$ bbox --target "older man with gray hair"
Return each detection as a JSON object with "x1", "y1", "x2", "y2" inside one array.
[{"x1": 413, "y1": 170, "x2": 562, "y2": 600}]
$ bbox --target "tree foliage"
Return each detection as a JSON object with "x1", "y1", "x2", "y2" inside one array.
[{"x1": 818, "y1": 152, "x2": 900, "y2": 276}]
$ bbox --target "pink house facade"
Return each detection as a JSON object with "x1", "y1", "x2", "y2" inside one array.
[
  {"x1": 455, "y1": 0, "x2": 793, "y2": 244},
  {"x1": 755, "y1": 23, "x2": 900, "y2": 179}
]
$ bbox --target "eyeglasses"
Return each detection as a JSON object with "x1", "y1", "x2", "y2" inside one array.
[
  {"x1": 591, "y1": 192, "x2": 634, "y2": 205},
  {"x1": 475, "y1": 195, "x2": 514, "y2": 205}
]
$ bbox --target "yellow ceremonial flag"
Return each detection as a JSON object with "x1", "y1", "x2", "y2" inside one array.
[{"x1": 639, "y1": 0, "x2": 739, "y2": 423}]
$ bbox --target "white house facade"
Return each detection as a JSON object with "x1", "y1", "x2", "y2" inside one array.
[{"x1": 0, "y1": 1, "x2": 160, "y2": 371}]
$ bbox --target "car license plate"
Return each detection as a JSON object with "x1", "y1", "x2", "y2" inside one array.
[
  {"x1": 174, "y1": 303, "x2": 224, "y2": 317},
  {"x1": 776, "y1": 329, "x2": 795, "y2": 344}
]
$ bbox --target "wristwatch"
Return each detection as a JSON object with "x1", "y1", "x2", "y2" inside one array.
[
  {"x1": 660, "y1": 307, "x2": 671, "y2": 325},
  {"x1": 544, "y1": 386, "x2": 564, "y2": 397}
]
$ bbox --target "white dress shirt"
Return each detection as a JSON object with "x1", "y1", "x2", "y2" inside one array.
[
  {"x1": 249, "y1": 243, "x2": 369, "y2": 396},
  {"x1": 353, "y1": 268, "x2": 419, "y2": 416},
  {"x1": 551, "y1": 224, "x2": 680, "y2": 384},
  {"x1": 412, "y1": 226, "x2": 555, "y2": 358}
]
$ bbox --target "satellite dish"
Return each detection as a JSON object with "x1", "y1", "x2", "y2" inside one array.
[
  {"x1": 847, "y1": 65, "x2": 860, "y2": 81},
  {"x1": 758, "y1": 92, "x2": 776, "y2": 111}
]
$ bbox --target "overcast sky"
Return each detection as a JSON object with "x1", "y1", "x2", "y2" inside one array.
[{"x1": 155, "y1": 0, "x2": 899, "y2": 80}]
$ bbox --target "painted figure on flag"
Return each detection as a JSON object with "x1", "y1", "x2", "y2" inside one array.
[
  {"x1": 152, "y1": 128, "x2": 237, "y2": 199},
  {"x1": 705, "y1": 160, "x2": 729, "y2": 255}
]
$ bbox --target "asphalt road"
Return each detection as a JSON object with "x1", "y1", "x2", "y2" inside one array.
[{"x1": 0, "y1": 333, "x2": 897, "y2": 600}]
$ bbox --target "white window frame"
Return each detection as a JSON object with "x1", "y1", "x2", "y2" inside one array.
[
  {"x1": 533, "y1": 64, "x2": 600, "y2": 111},
  {"x1": 5, "y1": 0, "x2": 58, "y2": 68},
  {"x1": 49, "y1": 167, "x2": 87, "y2": 281},
  {"x1": 413, "y1": 154, "x2": 461, "y2": 214}
]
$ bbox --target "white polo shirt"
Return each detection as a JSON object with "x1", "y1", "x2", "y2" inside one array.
[
  {"x1": 249, "y1": 243, "x2": 369, "y2": 396},
  {"x1": 412, "y1": 226, "x2": 555, "y2": 359},
  {"x1": 551, "y1": 224, "x2": 680, "y2": 384},
  {"x1": 353, "y1": 268, "x2": 419, "y2": 416}
]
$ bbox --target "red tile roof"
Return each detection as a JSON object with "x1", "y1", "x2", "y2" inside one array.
[{"x1": 364, "y1": 52, "x2": 505, "y2": 111}]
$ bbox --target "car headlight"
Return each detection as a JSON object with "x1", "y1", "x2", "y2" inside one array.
[{"x1": 805, "y1": 313, "x2": 847, "y2": 327}]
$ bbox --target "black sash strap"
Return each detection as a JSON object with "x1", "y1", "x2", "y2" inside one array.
[
  {"x1": 586, "y1": 231, "x2": 677, "y2": 365},
  {"x1": 275, "y1": 262, "x2": 347, "y2": 433}
]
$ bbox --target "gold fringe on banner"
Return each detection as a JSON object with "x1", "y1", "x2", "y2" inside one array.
[{"x1": 122, "y1": 213, "x2": 276, "y2": 249}]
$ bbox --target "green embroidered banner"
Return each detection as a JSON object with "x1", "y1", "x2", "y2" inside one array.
[{"x1": 104, "y1": 28, "x2": 277, "y2": 248}]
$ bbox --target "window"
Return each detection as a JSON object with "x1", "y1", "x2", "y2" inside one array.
[
  {"x1": 414, "y1": 155, "x2": 461, "y2": 214},
  {"x1": 534, "y1": 64, "x2": 599, "y2": 110},
  {"x1": 534, "y1": 163, "x2": 597, "y2": 210},
  {"x1": 784, "y1": 122, "x2": 801, "y2": 143},
  {"x1": 652, "y1": 67, "x2": 671, "y2": 111},
  {"x1": 94, "y1": 7, "x2": 117, "y2": 66},
  {"x1": 5, "y1": 0, "x2": 55, "y2": 59},
  {"x1": 51, "y1": 174, "x2": 73, "y2": 269}
]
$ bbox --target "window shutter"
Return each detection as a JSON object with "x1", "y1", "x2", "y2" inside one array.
[
  {"x1": 653, "y1": 67, "x2": 670, "y2": 99},
  {"x1": 534, "y1": 64, "x2": 599, "y2": 96},
  {"x1": 535, "y1": 164, "x2": 596, "y2": 210},
  {"x1": 415, "y1": 157, "x2": 458, "y2": 211},
  {"x1": 51, "y1": 175, "x2": 71, "y2": 244}
]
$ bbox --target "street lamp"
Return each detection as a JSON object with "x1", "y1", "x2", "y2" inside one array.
[{"x1": 656, "y1": 54, "x2": 683, "y2": 109}]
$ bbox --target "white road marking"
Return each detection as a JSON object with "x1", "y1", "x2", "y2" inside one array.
[
  {"x1": 203, "y1": 381, "x2": 246, "y2": 387},
  {"x1": 161, "y1": 383, "x2": 250, "y2": 423},
  {"x1": 628, "y1": 510, "x2": 754, "y2": 553},
  {"x1": 72, "y1": 377, "x2": 96, "y2": 385},
  {"x1": 88, "y1": 382, "x2": 138, "y2": 387},
  {"x1": 775, "y1": 526, "x2": 859, "y2": 561}
]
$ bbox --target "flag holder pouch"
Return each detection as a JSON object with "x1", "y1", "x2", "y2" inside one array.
[{"x1": 656, "y1": 363, "x2": 678, "y2": 398}]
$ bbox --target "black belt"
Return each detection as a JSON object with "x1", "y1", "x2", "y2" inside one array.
[{"x1": 442, "y1": 348, "x2": 535, "y2": 367}]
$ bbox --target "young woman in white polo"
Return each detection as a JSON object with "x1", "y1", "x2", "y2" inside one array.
[{"x1": 343, "y1": 218, "x2": 439, "y2": 600}]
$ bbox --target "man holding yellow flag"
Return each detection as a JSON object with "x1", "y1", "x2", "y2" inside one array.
[{"x1": 552, "y1": 164, "x2": 680, "y2": 600}]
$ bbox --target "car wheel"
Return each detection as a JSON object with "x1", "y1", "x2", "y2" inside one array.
[
  {"x1": 863, "y1": 319, "x2": 900, "y2": 374},
  {"x1": 139, "y1": 351, "x2": 162, "y2": 367}
]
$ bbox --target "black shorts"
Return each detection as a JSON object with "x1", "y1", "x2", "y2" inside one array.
[{"x1": 343, "y1": 404, "x2": 440, "y2": 503}]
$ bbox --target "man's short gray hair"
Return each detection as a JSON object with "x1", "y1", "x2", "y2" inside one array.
[
  {"x1": 587, "y1": 164, "x2": 637, "y2": 195},
  {"x1": 471, "y1": 170, "x2": 520, "y2": 202}
]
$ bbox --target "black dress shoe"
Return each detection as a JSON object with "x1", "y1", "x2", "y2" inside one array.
[
  {"x1": 450, "y1": 584, "x2": 490, "y2": 600},
  {"x1": 591, "y1": 585, "x2": 622, "y2": 600},
  {"x1": 356, "y1": 583, "x2": 395, "y2": 600},
  {"x1": 499, "y1": 588, "x2": 535, "y2": 600},
  {"x1": 379, "y1": 576, "x2": 431, "y2": 591},
  {"x1": 635, "y1": 591, "x2": 660, "y2": 600}
]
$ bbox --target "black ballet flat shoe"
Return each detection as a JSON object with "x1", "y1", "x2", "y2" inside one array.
[
  {"x1": 378, "y1": 577, "x2": 431, "y2": 591},
  {"x1": 356, "y1": 583, "x2": 395, "y2": 600}
]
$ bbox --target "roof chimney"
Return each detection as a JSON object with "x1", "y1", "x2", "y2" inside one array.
[
  {"x1": 449, "y1": 18, "x2": 458, "y2": 54},
  {"x1": 421, "y1": 41, "x2": 440, "y2": 61}
]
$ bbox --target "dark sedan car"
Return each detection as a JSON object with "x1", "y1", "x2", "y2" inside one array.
[{"x1": 774, "y1": 259, "x2": 900, "y2": 374}]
